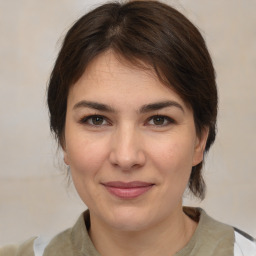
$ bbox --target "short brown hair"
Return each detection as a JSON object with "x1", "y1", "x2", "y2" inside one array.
[{"x1": 47, "y1": 1, "x2": 218, "y2": 199}]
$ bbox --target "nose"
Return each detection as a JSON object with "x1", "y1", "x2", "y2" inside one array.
[{"x1": 109, "y1": 124, "x2": 146, "y2": 171}]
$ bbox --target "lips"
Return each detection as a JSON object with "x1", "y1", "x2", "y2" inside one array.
[{"x1": 102, "y1": 181, "x2": 154, "y2": 199}]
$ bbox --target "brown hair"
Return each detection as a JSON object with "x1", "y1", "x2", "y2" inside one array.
[{"x1": 47, "y1": 0, "x2": 218, "y2": 199}]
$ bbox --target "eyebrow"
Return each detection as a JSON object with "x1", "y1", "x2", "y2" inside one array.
[
  {"x1": 140, "y1": 100, "x2": 184, "y2": 113},
  {"x1": 73, "y1": 100, "x2": 184, "y2": 113},
  {"x1": 73, "y1": 100, "x2": 115, "y2": 112}
]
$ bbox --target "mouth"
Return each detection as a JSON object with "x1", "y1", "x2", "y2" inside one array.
[{"x1": 102, "y1": 181, "x2": 154, "y2": 199}]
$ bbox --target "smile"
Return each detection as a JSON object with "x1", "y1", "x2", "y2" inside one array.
[{"x1": 102, "y1": 181, "x2": 154, "y2": 199}]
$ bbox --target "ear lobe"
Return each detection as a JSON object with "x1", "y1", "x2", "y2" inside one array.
[
  {"x1": 63, "y1": 143, "x2": 70, "y2": 166},
  {"x1": 192, "y1": 127, "x2": 209, "y2": 166},
  {"x1": 60, "y1": 135, "x2": 70, "y2": 165},
  {"x1": 63, "y1": 151, "x2": 70, "y2": 166}
]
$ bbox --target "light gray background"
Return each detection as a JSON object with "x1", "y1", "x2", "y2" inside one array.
[{"x1": 0, "y1": 0, "x2": 255, "y2": 245}]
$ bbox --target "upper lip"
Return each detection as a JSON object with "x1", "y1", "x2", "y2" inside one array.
[{"x1": 102, "y1": 181, "x2": 154, "y2": 188}]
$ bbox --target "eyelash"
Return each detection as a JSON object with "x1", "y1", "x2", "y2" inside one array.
[
  {"x1": 146, "y1": 115, "x2": 175, "y2": 127},
  {"x1": 79, "y1": 115, "x2": 110, "y2": 126},
  {"x1": 79, "y1": 115, "x2": 175, "y2": 127}
]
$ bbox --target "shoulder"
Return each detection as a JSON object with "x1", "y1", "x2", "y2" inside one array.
[
  {"x1": 185, "y1": 207, "x2": 256, "y2": 255},
  {"x1": 0, "y1": 229, "x2": 73, "y2": 256},
  {"x1": 0, "y1": 211, "x2": 90, "y2": 256},
  {"x1": 42, "y1": 228, "x2": 73, "y2": 256},
  {"x1": 0, "y1": 237, "x2": 36, "y2": 256},
  {"x1": 201, "y1": 208, "x2": 256, "y2": 255},
  {"x1": 234, "y1": 227, "x2": 256, "y2": 256}
]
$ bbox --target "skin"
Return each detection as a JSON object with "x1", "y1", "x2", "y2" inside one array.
[{"x1": 64, "y1": 51, "x2": 208, "y2": 256}]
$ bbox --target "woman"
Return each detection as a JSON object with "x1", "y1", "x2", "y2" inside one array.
[{"x1": 1, "y1": 1, "x2": 255, "y2": 255}]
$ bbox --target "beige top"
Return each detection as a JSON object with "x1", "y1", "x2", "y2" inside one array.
[{"x1": 0, "y1": 208, "x2": 235, "y2": 256}]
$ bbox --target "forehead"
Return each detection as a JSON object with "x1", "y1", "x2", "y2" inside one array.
[
  {"x1": 68, "y1": 51, "x2": 187, "y2": 107},
  {"x1": 82, "y1": 51, "x2": 158, "y2": 85}
]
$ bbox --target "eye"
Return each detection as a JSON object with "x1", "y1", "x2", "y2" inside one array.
[
  {"x1": 147, "y1": 115, "x2": 174, "y2": 126},
  {"x1": 80, "y1": 115, "x2": 109, "y2": 126}
]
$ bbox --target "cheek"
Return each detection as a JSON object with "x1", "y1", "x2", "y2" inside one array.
[
  {"x1": 147, "y1": 135, "x2": 195, "y2": 195},
  {"x1": 65, "y1": 135, "x2": 108, "y2": 176},
  {"x1": 66, "y1": 137, "x2": 108, "y2": 205},
  {"x1": 149, "y1": 138, "x2": 195, "y2": 171}
]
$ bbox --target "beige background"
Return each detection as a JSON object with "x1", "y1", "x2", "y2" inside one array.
[{"x1": 0, "y1": 0, "x2": 255, "y2": 246}]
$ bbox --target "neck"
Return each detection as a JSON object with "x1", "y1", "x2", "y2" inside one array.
[{"x1": 89, "y1": 207, "x2": 197, "y2": 256}]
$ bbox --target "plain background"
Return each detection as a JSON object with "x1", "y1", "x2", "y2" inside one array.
[{"x1": 0, "y1": 0, "x2": 255, "y2": 245}]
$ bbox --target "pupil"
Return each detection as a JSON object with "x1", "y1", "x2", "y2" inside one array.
[
  {"x1": 154, "y1": 116, "x2": 164, "y2": 125},
  {"x1": 92, "y1": 116, "x2": 103, "y2": 125}
]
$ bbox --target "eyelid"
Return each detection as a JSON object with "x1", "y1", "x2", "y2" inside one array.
[
  {"x1": 145, "y1": 115, "x2": 176, "y2": 126},
  {"x1": 78, "y1": 114, "x2": 175, "y2": 127},
  {"x1": 79, "y1": 114, "x2": 111, "y2": 126}
]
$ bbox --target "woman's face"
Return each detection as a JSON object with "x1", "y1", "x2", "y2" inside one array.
[{"x1": 64, "y1": 51, "x2": 207, "y2": 232}]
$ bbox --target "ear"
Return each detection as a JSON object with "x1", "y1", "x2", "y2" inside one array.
[
  {"x1": 61, "y1": 139, "x2": 70, "y2": 166},
  {"x1": 63, "y1": 151, "x2": 70, "y2": 166},
  {"x1": 192, "y1": 127, "x2": 209, "y2": 166}
]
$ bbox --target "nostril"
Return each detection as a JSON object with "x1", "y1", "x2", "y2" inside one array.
[{"x1": 109, "y1": 150, "x2": 146, "y2": 170}]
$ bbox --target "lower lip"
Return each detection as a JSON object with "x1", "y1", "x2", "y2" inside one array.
[{"x1": 105, "y1": 185, "x2": 153, "y2": 199}]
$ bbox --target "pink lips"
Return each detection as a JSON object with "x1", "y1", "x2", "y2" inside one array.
[{"x1": 103, "y1": 181, "x2": 154, "y2": 199}]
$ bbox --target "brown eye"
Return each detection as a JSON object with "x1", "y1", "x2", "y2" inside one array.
[
  {"x1": 91, "y1": 116, "x2": 104, "y2": 125},
  {"x1": 80, "y1": 115, "x2": 109, "y2": 126},
  {"x1": 152, "y1": 116, "x2": 165, "y2": 125},
  {"x1": 147, "y1": 115, "x2": 174, "y2": 126}
]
